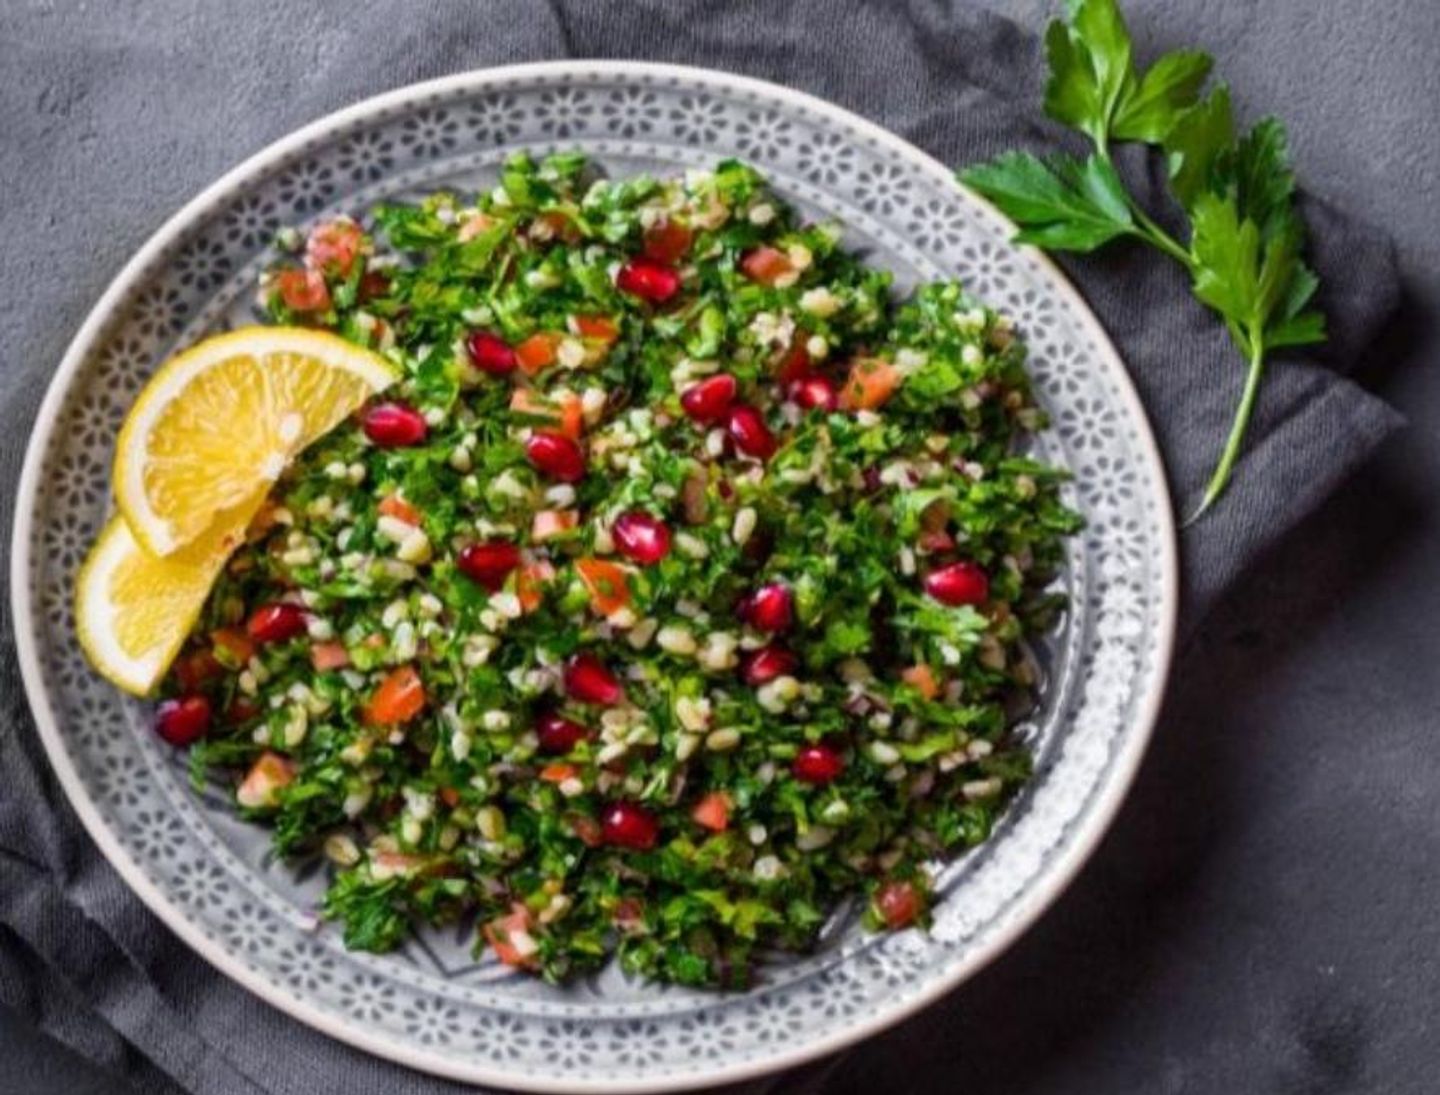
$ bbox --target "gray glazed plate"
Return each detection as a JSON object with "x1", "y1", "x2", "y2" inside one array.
[{"x1": 11, "y1": 62, "x2": 1177, "y2": 1092}]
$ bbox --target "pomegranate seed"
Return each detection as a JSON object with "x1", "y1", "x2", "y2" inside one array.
[
  {"x1": 466, "y1": 330, "x2": 517, "y2": 375},
  {"x1": 793, "y1": 743, "x2": 845, "y2": 785},
  {"x1": 741, "y1": 645, "x2": 797, "y2": 686},
  {"x1": 564, "y1": 653, "x2": 625, "y2": 705},
  {"x1": 536, "y1": 713, "x2": 591, "y2": 755},
  {"x1": 362, "y1": 402, "x2": 428, "y2": 447},
  {"x1": 245, "y1": 603, "x2": 307, "y2": 645},
  {"x1": 616, "y1": 257, "x2": 681, "y2": 304},
  {"x1": 775, "y1": 340, "x2": 812, "y2": 385},
  {"x1": 923, "y1": 560, "x2": 990, "y2": 607},
  {"x1": 525, "y1": 430, "x2": 586, "y2": 482},
  {"x1": 679, "y1": 374, "x2": 738, "y2": 424},
  {"x1": 642, "y1": 220, "x2": 693, "y2": 264},
  {"x1": 612, "y1": 511, "x2": 672, "y2": 565},
  {"x1": 740, "y1": 583, "x2": 793, "y2": 633},
  {"x1": 726, "y1": 404, "x2": 777, "y2": 460},
  {"x1": 875, "y1": 879, "x2": 924, "y2": 929},
  {"x1": 600, "y1": 801, "x2": 660, "y2": 850},
  {"x1": 790, "y1": 374, "x2": 838, "y2": 412},
  {"x1": 155, "y1": 695, "x2": 211, "y2": 747},
  {"x1": 456, "y1": 540, "x2": 521, "y2": 591}
]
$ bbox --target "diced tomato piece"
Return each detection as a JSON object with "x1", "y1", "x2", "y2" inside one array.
[
  {"x1": 900, "y1": 664, "x2": 940, "y2": 700},
  {"x1": 438, "y1": 786, "x2": 461, "y2": 808},
  {"x1": 457, "y1": 212, "x2": 497, "y2": 242},
  {"x1": 691, "y1": 791, "x2": 731, "y2": 832},
  {"x1": 274, "y1": 268, "x2": 331, "y2": 313},
  {"x1": 613, "y1": 896, "x2": 646, "y2": 931},
  {"x1": 556, "y1": 397, "x2": 584, "y2": 439},
  {"x1": 539, "y1": 210, "x2": 581, "y2": 243},
  {"x1": 516, "y1": 561, "x2": 555, "y2": 614},
  {"x1": 875, "y1": 879, "x2": 925, "y2": 930},
  {"x1": 532, "y1": 508, "x2": 579, "y2": 543},
  {"x1": 363, "y1": 665, "x2": 426, "y2": 726},
  {"x1": 358, "y1": 270, "x2": 390, "y2": 303},
  {"x1": 918, "y1": 529, "x2": 955, "y2": 553},
  {"x1": 515, "y1": 332, "x2": 561, "y2": 374},
  {"x1": 377, "y1": 494, "x2": 422, "y2": 526},
  {"x1": 371, "y1": 851, "x2": 427, "y2": 877},
  {"x1": 173, "y1": 648, "x2": 222, "y2": 692},
  {"x1": 575, "y1": 558, "x2": 632, "y2": 616},
  {"x1": 570, "y1": 814, "x2": 604, "y2": 847},
  {"x1": 540, "y1": 762, "x2": 580, "y2": 784},
  {"x1": 304, "y1": 219, "x2": 365, "y2": 277},
  {"x1": 483, "y1": 903, "x2": 539, "y2": 968},
  {"x1": 236, "y1": 751, "x2": 295, "y2": 809},
  {"x1": 740, "y1": 245, "x2": 793, "y2": 286},
  {"x1": 839, "y1": 357, "x2": 901, "y2": 410},
  {"x1": 642, "y1": 219, "x2": 693, "y2": 264},
  {"x1": 209, "y1": 628, "x2": 256, "y2": 667},
  {"x1": 570, "y1": 313, "x2": 619, "y2": 346},
  {"x1": 310, "y1": 642, "x2": 351, "y2": 671},
  {"x1": 225, "y1": 698, "x2": 262, "y2": 724},
  {"x1": 510, "y1": 388, "x2": 583, "y2": 439}
]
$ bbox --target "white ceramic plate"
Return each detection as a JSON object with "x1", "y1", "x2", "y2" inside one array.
[{"x1": 11, "y1": 62, "x2": 1177, "y2": 1092}]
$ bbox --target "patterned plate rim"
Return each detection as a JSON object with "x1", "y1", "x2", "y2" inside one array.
[{"x1": 10, "y1": 61, "x2": 1179, "y2": 1093}]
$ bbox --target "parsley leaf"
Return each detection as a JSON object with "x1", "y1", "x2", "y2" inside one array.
[
  {"x1": 1044, "y1": 0, "x2": 1132, "y2": 143},
  {"x1": 961, "y1": 0, "x2": 1326, "y2": 520},
  {"x1": 960, "y1": 151, "x2": 1134, "y2": 252},
  {"x1": 1216, "y1": 117, "x2": 1298, "y2": 238},
  {"x1": 1045, "y1": 0, "x2": 1210, "y2": 145},
  {"x1": 1112, "y1": 49, "x2": 1213, "y2": 142},
  {"x1": 1187, "y1": 119, "x2": 1323, "y2": 352},
  {"x1": 1164, "y1": 86, "x2": 1234, "y2": 209}
]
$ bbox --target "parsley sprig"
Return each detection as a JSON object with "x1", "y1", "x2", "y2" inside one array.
[{"x1": 960, "y1": 0, "x2": 1325, "y2": 520}]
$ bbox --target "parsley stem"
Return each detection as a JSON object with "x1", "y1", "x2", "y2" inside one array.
[
  {"x1": 1186, "y1": 332, "x2": 1266, "y2": 524},
  {"x1": 1095, "y1": 147, "x2": 1194, "y2": 268},
  {"x1": 1131, "y1": 208, "x2": 1193, "y2": 269}
]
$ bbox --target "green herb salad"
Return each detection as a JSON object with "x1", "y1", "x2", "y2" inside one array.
[{"x1": 163, "y1": 151, "x2": 1081, "y2": 987}]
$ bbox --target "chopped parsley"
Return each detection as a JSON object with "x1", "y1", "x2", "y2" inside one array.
[{"x1": 173, "y1": 151, "x2": 1080, "y2": 987}]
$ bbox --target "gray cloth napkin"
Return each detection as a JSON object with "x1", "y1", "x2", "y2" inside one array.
[{"x1": 0, "y1": 1, "x2": 1402, "y2": 1093}]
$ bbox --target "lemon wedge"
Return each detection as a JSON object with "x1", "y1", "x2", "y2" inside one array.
[
  {"x1": 75, "y1": 508, "x2": 256, "y2": 696},
  {"x1": 113, "y1": 326, "x2": 396, "y2": 556}
]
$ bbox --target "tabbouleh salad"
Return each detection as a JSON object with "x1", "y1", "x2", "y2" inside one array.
[{"x1": 159, "y1": 151, "x2": 1081, "y2": 987}]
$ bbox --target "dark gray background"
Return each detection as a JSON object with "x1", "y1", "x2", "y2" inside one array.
[{"x1": 3, "y1": 1, "x2": 1437, "y2": 1093}]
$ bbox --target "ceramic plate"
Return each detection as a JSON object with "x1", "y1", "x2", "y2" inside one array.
[{"x1": 11, "y1": 62, "x2": 1177, "y2": 1092}]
